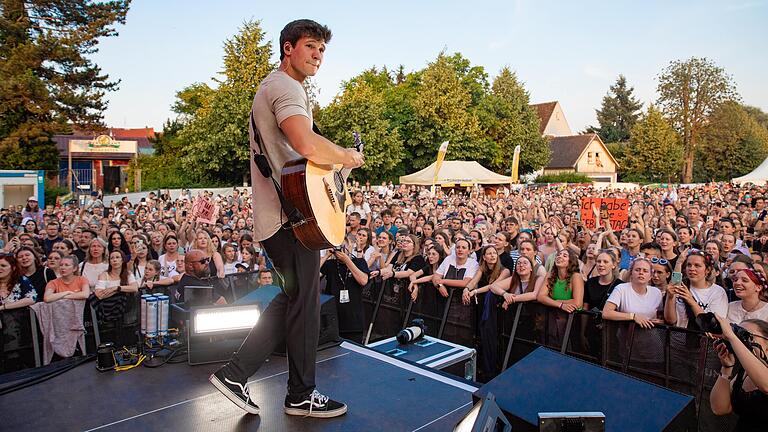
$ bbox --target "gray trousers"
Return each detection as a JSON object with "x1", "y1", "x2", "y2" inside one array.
[{"x1": 225, "y1": 228, "x2": 320, "y2": 397}]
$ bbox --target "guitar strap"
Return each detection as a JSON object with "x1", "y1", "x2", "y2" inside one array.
[{"x1": 249, "y1": 111, "x2": 311, "y2": 228}]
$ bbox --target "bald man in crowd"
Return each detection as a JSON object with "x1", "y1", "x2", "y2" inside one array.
[{"x1": 175, "y1": 249, "x2": 228, "y2": 305}]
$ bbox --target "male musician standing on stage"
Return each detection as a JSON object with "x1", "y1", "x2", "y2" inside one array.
[{"x1": 210, "y1": 19, "x2": 363, "y2": 418}]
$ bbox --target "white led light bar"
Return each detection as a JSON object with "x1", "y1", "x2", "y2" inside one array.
[{"x1": 193, "y1": 305, "x2": 261, "y2": 334}]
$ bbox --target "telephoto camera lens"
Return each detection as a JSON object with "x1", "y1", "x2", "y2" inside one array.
[
  {"x1": 396, "y1": 319, "x2": 427, "y2": 344},
  {"x1": 697, "y1": 312, "x2": 754, "y2": 351},
  {"x1": 696, "y1": 312, "x2": 723, "y2": 334}
]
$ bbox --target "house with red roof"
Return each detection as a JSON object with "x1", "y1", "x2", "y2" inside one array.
[
  {"x1": 530, "y1": 102, "x2": 618, "y2": 183},
  {"x1": 530, "y1": 101, "x2": 572, "y2": 137}
]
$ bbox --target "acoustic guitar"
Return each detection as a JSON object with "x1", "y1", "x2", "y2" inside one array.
[{"x1": 281, "y1": 132, "x2": 364, "y2": 250}]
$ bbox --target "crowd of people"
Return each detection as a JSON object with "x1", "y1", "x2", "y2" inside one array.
[{"x1": 1, "y1": 181, "x2": 767, "y2": 428}]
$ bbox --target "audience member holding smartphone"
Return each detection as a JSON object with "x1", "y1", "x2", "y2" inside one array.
[{"x1": 710, "y1": 315, "x2": 768, "y2": 431}]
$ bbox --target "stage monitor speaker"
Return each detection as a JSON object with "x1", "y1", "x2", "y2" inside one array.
[
  {"x1": 272, "y1": 293, "x2": 340, "y2": 356},
  {"x1": 318, "y1": 293, "x2": 341, "y2": 348},
  {"x1": 474, "y1": 347, "x2": 696, "y2": 432}
]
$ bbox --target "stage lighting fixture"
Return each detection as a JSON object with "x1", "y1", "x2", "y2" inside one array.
[
  {"x1": 192, "y1": 304, "x2": 261, "y2": 335},
  {"x1": 453, "y1": 393, "x2": 511, "y2": 432},
  {"x1": 538, "y1": 412, "x2": 605, "y2": 432},
  {"x1": 187, "y1": 304, "x2": 262, "y2": 365}
]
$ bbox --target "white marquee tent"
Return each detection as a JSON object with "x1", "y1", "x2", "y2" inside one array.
[
  {"x1": 733, "y1": 158, "x2": 768, "y2": 185},
  {"x1": 399, "y1": 160, "x2": 511, "y2": 186}
]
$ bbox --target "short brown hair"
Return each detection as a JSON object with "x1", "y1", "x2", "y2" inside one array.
[{"x1": 279, "y1": 19, "x2": 332, "y2": 60}]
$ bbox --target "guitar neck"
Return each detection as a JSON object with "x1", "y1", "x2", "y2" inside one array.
[
  {"x1": 339, "y1": 131, "x2": 363, "y2": 184},
  {"x1": 340, "y1": 166, "x2": 353, "y2": 182}
]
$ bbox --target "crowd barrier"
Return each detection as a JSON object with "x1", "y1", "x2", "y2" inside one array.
[
  {"x1": 0, "y1": 270, "x2": 265, "y2": 375},
  {"x1": 1, "y1": 275, "x2": 745, "y2": 430},
  {"x1": 360, "y1": 280, "x2": 740, "y2": 431}
]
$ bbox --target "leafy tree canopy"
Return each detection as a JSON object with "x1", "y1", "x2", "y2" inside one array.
[
  {"x1": 0, "y1": 0, "x2": 130, "y2": 170},
  {"x1": 178, "y1": 20, "x2": 274, "y2": 184},
  {"x1": 623, "y1": 106, "x2": 683, "y2": 183},
  {"x1": 656, "y1": 57, "x2": 739, "y2": 182},
  {"x1": 695, "y1": 101, "x2": 768, "y2": 182},
  {"x1": 587, "y1": 74, "x2": 642, "y2": 143}
]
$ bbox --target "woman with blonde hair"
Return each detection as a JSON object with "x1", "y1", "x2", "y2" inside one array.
[
  {"x1": 193, "y1": 230, "x2": 224, "y2": 278},
  {"x1": 80, "y1": 238, "x2": 109, "y2": 291}
]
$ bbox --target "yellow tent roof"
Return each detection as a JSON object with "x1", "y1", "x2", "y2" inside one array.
[{"x1": 399, "y1": 160, "x2": 511, "y2": 185}]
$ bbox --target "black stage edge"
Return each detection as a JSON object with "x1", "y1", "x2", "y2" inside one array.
[
  {"x1": 475, "y1": 347, "x2": 696, "y2": 432},
  {"x1": 3, "y1": 341, "x2": 477, "y2": 431}
]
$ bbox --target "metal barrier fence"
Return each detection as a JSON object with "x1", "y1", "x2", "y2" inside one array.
[
  {"x1": 0, "y1": 271, "x2": 264, "y2": 375},
  {"x1": 360, "y1": 287, "x2": 740, "y2": 431},
  {"x1": 2, "y1": 276, "x2": 744, "y2": 430}
]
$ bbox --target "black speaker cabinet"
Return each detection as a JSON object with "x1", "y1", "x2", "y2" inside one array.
[
  {"x1": 474, "y1": 347, "x2": 696, "y2": 432},
  {"x1": 318, "y1": 293, "x2": 341, "y2": 348}
]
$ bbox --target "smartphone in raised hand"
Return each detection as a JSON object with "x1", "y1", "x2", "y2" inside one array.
[{"x1": 670, "y1": 271, "x2": 683, "y2": 285}]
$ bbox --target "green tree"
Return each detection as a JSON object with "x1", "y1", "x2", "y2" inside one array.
[
  {"x1": 623, "y1": 106, "x2": 683, "y2": 182},
  {"x1": 695, "y1": 101, "x2": 768, "y2": 182},
  {"x1": 0, "y1": 0, "x2": 130, "y2": 170},
  {"x1": 172, "y1": 83, "x2": 214, "y2": 120},
  {"x1": 152, "y1": 119, "x2": 185, "y2": 156},
  {"x1": 605, "y1": 142, "x2": 628, "y2": 175},
  {"x1": 179, "y1": 20, "x2": 274, "y2": 184},
  {"x1": 443, "y1": 52, "x2": 489, "y2": 106},
  {"x1": 656, "y1": 57, "x2": 739, "y2": 182},
  {"x1": 382, "y1": 70, "x2": 421, "y2": 177},
  {"x1": 406, "y1": 53, "x2": 492, "y2": 170},
  {"x1": 478, "y1": 67, "x2": 549, "y2": 173},
  {"x1": 586, "y1": 75, "x2": 643, "y2": 143},
  {"x1": 743, "y1": 105, "x2": 768, "y2": 131},
  {"x1": 316, "y1": 76, "x2": 403, "y2": 182}
]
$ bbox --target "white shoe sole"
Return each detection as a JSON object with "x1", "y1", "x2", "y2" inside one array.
[
  {"x1": 284, "y1": 405, "x2": 348, "y2": 418},
  {"x1": 209, "y1": 374, "x2": 260, "y2": 415}
]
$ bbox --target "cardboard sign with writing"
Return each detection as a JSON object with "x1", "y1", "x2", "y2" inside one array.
[
  {"x1": 193, "y1": 196, "x2": 218, "y2": 225},
  {"x1": 580, "y1": 197, "x2": 629, "y2": 231}
]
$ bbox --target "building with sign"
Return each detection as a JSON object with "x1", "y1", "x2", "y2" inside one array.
[{"x1": 54, "y1": 128, "x2": 154, "y2": 193}]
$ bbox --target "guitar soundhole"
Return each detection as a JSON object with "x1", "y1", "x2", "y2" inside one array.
[{"x1": 333, "y1": 171, "x2": 344, "y2": 193}]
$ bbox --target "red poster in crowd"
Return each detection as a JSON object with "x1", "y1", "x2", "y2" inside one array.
[
  {"x1": 580, "y1": 197, "x2": 629, "y2": 231},
  {"x1": 193, "y1": 196, "x2": 218, "y2": 225}
]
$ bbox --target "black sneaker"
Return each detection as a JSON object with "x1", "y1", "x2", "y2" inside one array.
[
  {"x1": 209, "y1": 368, "x2": 260, "y2": 415},
  {"x1": 284, "y1": 389, "x2": 347, "y2": 418}
]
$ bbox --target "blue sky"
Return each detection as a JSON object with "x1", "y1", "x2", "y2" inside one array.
[{"x1": 94, "y1": 0, "x2": 768, "y2": 133}]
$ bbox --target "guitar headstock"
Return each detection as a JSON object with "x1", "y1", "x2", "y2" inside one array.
[{"x1": 352, "y1": 131, "x2": 364, "y2": 154}]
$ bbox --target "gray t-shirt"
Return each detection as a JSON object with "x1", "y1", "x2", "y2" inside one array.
[{"x1": 249, "y1": 70, "x2": 312, "y2": 241}]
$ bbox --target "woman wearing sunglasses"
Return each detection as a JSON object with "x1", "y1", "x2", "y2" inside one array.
[
  {"x1": 650, "y1": 256, "x2": 674, "y2": 311},
  {"x1": 602, "y1": 257, "x2": 664, "y2": 326},
  {"x1": 657, "y1": 228, "x2": 680, "y2": 272}
]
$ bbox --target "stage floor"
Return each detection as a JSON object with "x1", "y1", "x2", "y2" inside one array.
[{"x1": 5, "y1": 342, "x2": 477, "y2": 431}]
